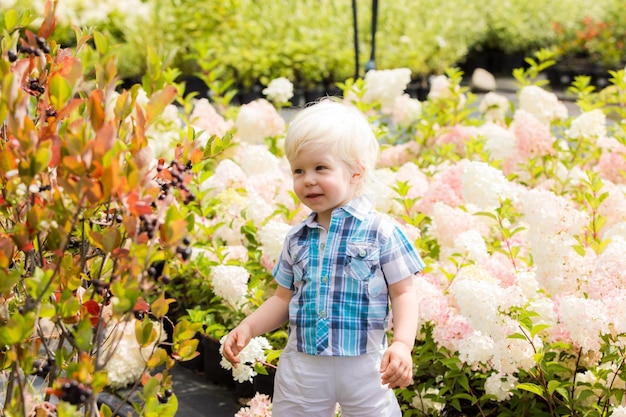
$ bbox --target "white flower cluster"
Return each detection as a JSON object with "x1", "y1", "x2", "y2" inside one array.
[
  {"x1": 478, "y1": 122, "x2": 516, "y2": 162},
  {"x1": 461, "y1": 160, "x2": 517, "y2": 210},
  {"x1": 611, "y1": 406, "x2": 626, "y2": 417},
  {"x1": 219, "y1": 335, "x2": 272, "y2": 383},
  {"x1": 519, "y1": 188, "x2": 592, "y2": 295},
  {"x1": 518, "y1": 85, "x2": 568, "y2": 125},
  {"x1": 484, "y1": 372, "x2": 518, "y2": 402},
  {"x1": 235, "y1": 99, "x2": 286, "y2": 144},
  {"x1": 262, "y1": 77, "x2": 294, "y2": 104},
  {"x1": 210, "y1": 265, "x2": 250, "y2": 307},
  {"x1": 238, "y1": 144, "x2": 281, "y2": 177},
  {"x1": 411, "y1": 387, "x2": 445, "y2": 414},
  {"x1": 259, "y1": 220, "x2": 292, "y2": 262},
  {"x1": 479, "y1": 92, "x2": 510, "y2": 124},
  {"x1": 566, "y1": 109, "x2": 607, "y2": 139},
  {"x1": 101, "y1": 318, "x2": 165, "y2": 389},
  {"x1": 559, "y1": 295, "x2": 609, "y2": 353},
  {"x1": 428, "y1": 75, "x2": 467, "y2": 108},
  {"x1": 362, "y1": 68, "x2": 412, "y2": 108},
  {"x1": 389, "y1": 94, "x2": 422, "y2": 127}
]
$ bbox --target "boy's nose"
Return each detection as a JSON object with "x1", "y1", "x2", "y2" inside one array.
[{"x1": 303, "y1": 172, "x2": 316, "y2": 185}]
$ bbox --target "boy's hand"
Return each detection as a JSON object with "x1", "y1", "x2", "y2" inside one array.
[
  {"x1": 222, "y1": 323, "x2": 253, "y2": 368},
  {"x1": 380, "y1": 341, "x2": 413, "y2": 389}
]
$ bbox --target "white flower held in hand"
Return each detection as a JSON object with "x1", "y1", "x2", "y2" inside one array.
[{"x1": 219, "y1": 335, "x2": 273, "y2": 383}]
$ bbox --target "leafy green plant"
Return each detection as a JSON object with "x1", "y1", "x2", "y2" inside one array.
[{"x1": 0, "y1": 4, "x2": 233, "y2": 415}]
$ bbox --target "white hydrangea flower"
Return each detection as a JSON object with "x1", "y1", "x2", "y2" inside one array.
[
  {"x1": 457, "y1": 330, "x2": 494, "y2": 369},
  {"x1": 210, "y1": 265, "x2": 250, "y2": 307},
  {"x1": 363, "y1": 68, "x2": 412, "y2": 108},
  {"x1": 102, "y1": 318, "x2": 166, "y2": 389},
  {"x1": 610, "y1": 406, "x2": 626, "y2": 417},
  {"x1": 411, "y1": 387, "x2": 445, "y2": 414},
  {"x1": 237, "y1": 144, "x2": 281, "y2": 177},
  {"x1": 242, "y1": 193, "x2": 276, "y2": 226},
  {"x1": 389, "y1": 94, "x2": 422, "y2": 127},
  {"x1": 566, "y1": 109, "x2": 606, "y2": 140},
  {"x1": 518, "y1": 85, "x2": 568, "y2": 125},
  {"x1": 368, "y1": 168, "x2": 402, "y2": 214},
  {"x1": 235, "y1": 99, "x2": 286, "y2": 144},
  {"x1": 519, "y1": 188, "x2": 589, "y2": 237},
  {"x1": 479, "y1": 92, "x2": 510, "y2": 124},
  {"x1": 461, "y1": 161, "x2": 516, "y2": 210},
  {"x1": 484, "y1": 372, "x2": 518, "y2": 401},
  {"x1": 479, "y1": 122, "x2": 516, "y2": 162},
  {"x1": 259, "y1": 221, "x2": 292, "y2": 262},
  {"x1": 428, "y1": 75, "x2": 467, "y2": 107},
  {"x1": 452, "y1": 230, "x2": 488, "y2": 263},
  {"x1": 492, "y1": 335, "x2": 540, "y2": 374},
  {"x1": 200, "y1": 159, "x2": 247, "y2": 194},
  {"x1": 220, "y1": 335, "x2": 272, "y2": 383},
  {"x1": 262, "y1": 77, "x2": 294, "y2": 104},
  {"x1": 559, "y1": 295, "x2": 609, "y2": 353}
]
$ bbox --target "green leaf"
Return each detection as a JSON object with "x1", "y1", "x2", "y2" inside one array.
[
  {"x1": 60, "y1": 297, "x2": 80, "y2": 321},
  {"x1": 31, "y1": 140, "x2": 52, "y2": 176},
  {"x1": 48, "y1": 73, "x2": 72, "y2": 110},
  {"x1": 516, "y1": 382, "x2": 544, "y2": 398},
  {"x1": 4, "y1": 9, "x2": 17, "y2": 31},
  {"x1": 72, "y1": 318, "x2": 93, "y2": 352},
  {"x1": 0, "y1": 312, "x2": 35, "y2": 345},
  {"x1": 93, "y1": 31, "x2": 109, "y2": 55},
  {"x1": 530, "y1": 323, "x2": 551, "y2": 337},
  {"x1": 253, "y1": 362, "x2": 269, "y2": 375},
  {"x1": 135, "y1": 319, "x2": 156, "y2": 347},
  {"x1": 0, "y1": 269, "x2": 20, "y2": 294},
  {"x1": 547, "y1": 379, "x2": 561, "y2": 395}
]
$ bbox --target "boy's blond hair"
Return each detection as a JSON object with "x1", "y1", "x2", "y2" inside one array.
[{"x1": 284, "y1": 98, "x2": 379, "y2": 195}]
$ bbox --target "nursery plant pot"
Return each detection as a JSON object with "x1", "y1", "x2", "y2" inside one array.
[
  {"x1": 235, "y1": 380, "x2": 255, "y2": 400},
  {"x1": 546, "y1": 56, "x2": 615, "y2": 90},
  {"x1": 202, "y1": 335, "x2": 235, "y2": 387},
  {"x1": 406, "y1": 80, "x2": 430, "y2": 101},
  {"x1": 253, "y1": 368, "x2": 276, "y2": 397}
]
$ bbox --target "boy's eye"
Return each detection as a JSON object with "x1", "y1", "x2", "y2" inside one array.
[
  {"x1": 293, "y1": 168, "x2": 303, "y2": 174},
  {"x1": 315, "y1": 165, "x2": 326, "y2": 171}
]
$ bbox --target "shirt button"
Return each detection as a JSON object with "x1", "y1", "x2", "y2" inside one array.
[
  {"x1": 319, "y1": 311, "x2": 326, "y2": 318},
  {"x1": 321, "y1": 276, "x2": 328, "y2": 283},
  {"x1": 359, "y1": 249, "x2": 366, "y2": 257},
  {"x1": 320, "y1": 243, "x2": 325, "y2": 250}
]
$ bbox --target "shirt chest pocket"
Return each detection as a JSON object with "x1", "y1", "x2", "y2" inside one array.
[{"x1": 345, "y1": 243, "x2": 386, "y2": 297}]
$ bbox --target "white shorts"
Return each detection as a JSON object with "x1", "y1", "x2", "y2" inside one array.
[{"x1": 272, "y1": 349, "x2": 401, "y2": 417}]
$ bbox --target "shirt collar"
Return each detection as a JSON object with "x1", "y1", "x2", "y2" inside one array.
[{"x1": 300, "y1": 195, "x2": 372, "y2": 229}]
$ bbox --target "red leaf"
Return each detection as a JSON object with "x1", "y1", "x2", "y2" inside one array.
[{"x1": 133, "y1": 297, "x2": 150, "y2": 313}]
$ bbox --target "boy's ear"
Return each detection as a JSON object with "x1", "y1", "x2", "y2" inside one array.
[{"x1": 351, "y1": 164, "x2": 365, "y2": 183}]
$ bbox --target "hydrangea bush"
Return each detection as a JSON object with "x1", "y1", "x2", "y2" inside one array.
[
  {"x1": 0, "y1": 3, "x2": 227, "y2": 416},
  {"x1": 204, "y1": 56, "x2": 626, "y2": 417}
]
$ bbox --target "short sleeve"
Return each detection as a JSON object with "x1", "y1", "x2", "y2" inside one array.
[{"x1": 379, "y1": 224, "x2": 425, "y2": 285}]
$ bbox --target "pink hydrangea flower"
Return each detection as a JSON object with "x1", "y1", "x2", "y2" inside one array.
[
  {"x1": 510, "y1": 109, "x2": 555, "y2": 160},
  {"x1": 190, "y1": 98, "x2": 234, "y2": 139}
]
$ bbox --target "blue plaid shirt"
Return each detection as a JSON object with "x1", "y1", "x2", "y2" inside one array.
[{"x1": 273, "y1": 196, "x2": 425, "y2": 356}]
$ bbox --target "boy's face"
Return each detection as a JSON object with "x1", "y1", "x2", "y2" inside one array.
[{"x1": 289, "y1": 146, "x2": 362, "y2": 228}]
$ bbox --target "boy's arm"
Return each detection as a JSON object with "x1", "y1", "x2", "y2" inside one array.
[
  {"x1": 222, "y1": 284, "x2": 292, "y2": 366},
  {"x1": 380, "y1": 275, "x2": 419, "y2": 388}
]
